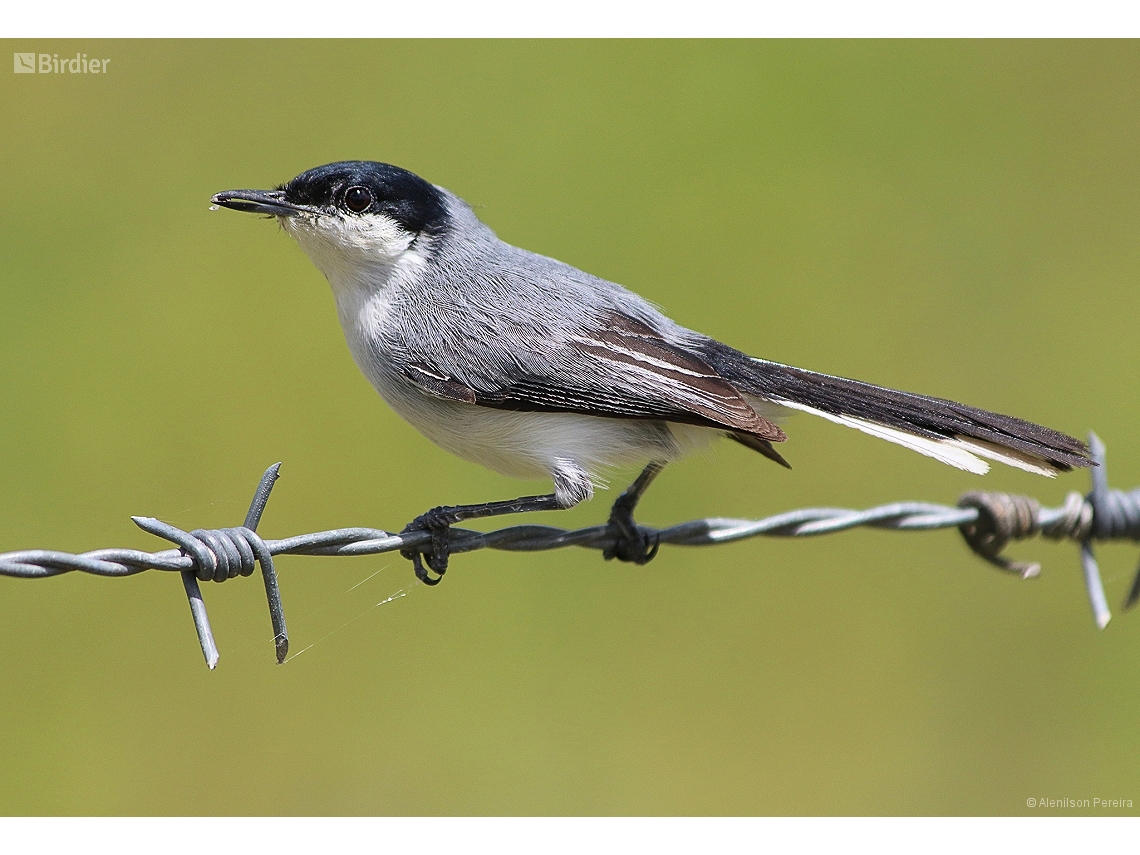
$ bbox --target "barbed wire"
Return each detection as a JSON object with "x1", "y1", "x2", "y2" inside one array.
[{"x1": 2, "y1": 433, "x2": 1137, "y2": 669}]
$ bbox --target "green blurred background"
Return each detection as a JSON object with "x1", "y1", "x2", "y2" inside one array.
[{"x1": 0, "y1": 40, "x2": 1137, "y2": 815}]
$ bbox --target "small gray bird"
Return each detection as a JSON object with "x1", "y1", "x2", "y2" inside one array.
[{"x1": 213, "y1": 161, "x2": 1090, "y2": 584}]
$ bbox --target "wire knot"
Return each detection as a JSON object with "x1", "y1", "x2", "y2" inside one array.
[
  {"x1": 1091, "y1": 487, "x2": 1140, "y2": 542},
  {"x1": 130, "y1": 463, "x2": 288, "y2": 667},
  {"x1": 1040, "y1": 491, "x2": 1095, "y2": 542},
  {"x1": 132, "y1": 518, "x2": 271, "y2": 583},
  {"x1": 187, "y1": 526, "x2": 266, "y2": 583},
  {"x1": 953, "y1": 435, "x2": 1139, "y2": 627},
  {"x1": 957, "y1": 491, "x2": 1043, "y2": 578}
]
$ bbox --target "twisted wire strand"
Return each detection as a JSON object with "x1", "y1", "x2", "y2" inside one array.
[
  {"x1": 0, "y1": 504, "x2": 1016, "y2": 576},
  {"x1": 1, "y1": 433, "x2": 1137, "y2": 668}
]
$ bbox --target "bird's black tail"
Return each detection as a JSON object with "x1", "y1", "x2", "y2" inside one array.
[{"x1": 699, "y1": 340, "x2": 1090, "y2": 475}]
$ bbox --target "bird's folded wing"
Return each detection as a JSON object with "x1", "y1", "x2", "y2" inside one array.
[{"x1": 401, "y1": 310, "x2": 786, "y2": 441}]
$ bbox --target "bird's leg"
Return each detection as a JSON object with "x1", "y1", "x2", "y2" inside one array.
[
  {"x1": 400, "y1": 493, "x2": 564, "y2": 585},
  {"x1": 604, "y1": 461, "x2": 666, "y2": 565}
]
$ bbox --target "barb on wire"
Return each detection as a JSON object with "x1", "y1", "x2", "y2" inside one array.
[{"x1": 1, "y1": 433, "x2": 1137, "y2": 669}]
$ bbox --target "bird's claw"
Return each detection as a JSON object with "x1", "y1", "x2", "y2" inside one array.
[
  {"x1": 400, "y1": 506, "x2": 455, "y2": 585},
  {"x1": 603, "y1": 510, "x2": 660, "y2": 565}
]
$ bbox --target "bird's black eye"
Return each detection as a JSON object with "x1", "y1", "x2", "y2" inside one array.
[{"x1": 344, "y1": 186, "x2": 373, "y2": 213}]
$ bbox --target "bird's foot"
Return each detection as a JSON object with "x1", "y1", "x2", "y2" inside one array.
[
  {"x1": 400, "y1": 506, "x2": 456, "y2": 585},
  {"x1": 603, "y1": 503, "x2": 660, "y2": 565}
]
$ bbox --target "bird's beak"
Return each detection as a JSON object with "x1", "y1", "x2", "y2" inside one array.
[{"x1": 211, "y1": 189, "x2": 315, "y2": 217}]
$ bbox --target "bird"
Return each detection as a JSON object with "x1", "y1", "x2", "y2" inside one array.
[{"x1": 212, "y1": 161, "x2": 1090, "y2": 584}]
